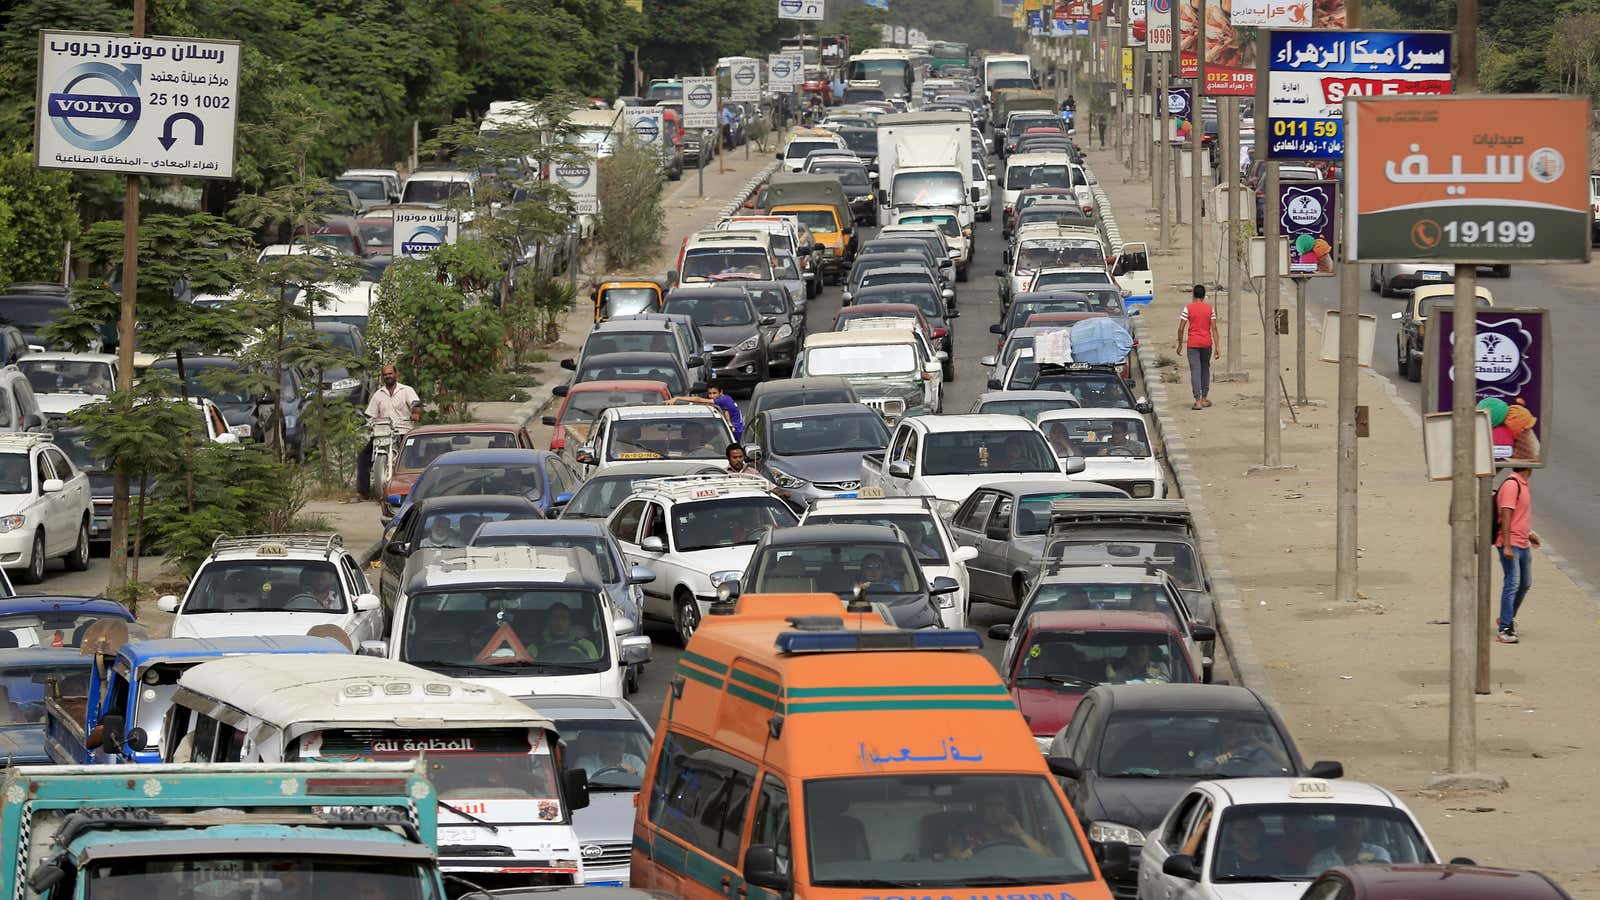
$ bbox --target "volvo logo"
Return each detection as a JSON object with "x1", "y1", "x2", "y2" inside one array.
[
  {"x1": 556, "y1": 163, "x2": 592, "y2": 189},
  {"x1": 401, "y1": 225, "x2": 446, "y2": 257},
  {"x1": 688, "y1": 84, "x2": 713, "y2": 105},
  {"x1": 49, "y1": 62, "x2": 142, "y2": 151},
  {"x1": 581, "y1": 844, "x2": 604, "y2": 859}
]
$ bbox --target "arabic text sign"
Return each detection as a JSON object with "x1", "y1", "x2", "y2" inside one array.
[
  {"x1": 729, "y1": 60, "x2": 761, "y2": 101},
  {"x1": 552, "y1": 159, "x2": 600, "y2": 215},
  {"x1": 767, "y1": 54, "x2": 798, "y2": 89},
  {"x1": 681, "y1": 76, "x2": 718, "y2": 130},
  {"x1": 1265, "y1": 30, "x2": 1450, "y2": 160},
  {"x1": 1177, "y1": 0, "x2": 1198, "y2": 76},
  {"x1": 778, "y1": 0, "x2": 824, "y2": 19},
  {"x1": 1347, "y1": 96, "x2": 1592, "y2": 264},
  {"x1": 622, "y1": 107, "x2": 667, "y2": 157},
  {"x1": 34, "y1": 30, "x2": 241, "y2": 179},
  {"x1": 1202, "y1": 0, "x2": 1255, "y2": 96},
  {"x1": 1146, "y1": 0, "x2": 1173, "y2": 51},
  {"x1": 1122, "y1": 48, "x2": 1134, "y2": 89},
  {"x1": 1279, "y1": 180, "x2": 1338, "y2": 276},
  {"x1": 1426, "y1": 309, "x2": 1551, "y2": 467},
  {"x1": 392, "y1": 207, "x2": 461, "y2": 259},
  {"x1": 1231, "y1": 0, "x2": 1310, "y2": 27}
]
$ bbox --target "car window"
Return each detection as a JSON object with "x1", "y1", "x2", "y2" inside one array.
[
  {"x1": 611, "y1": 500, "x2": 646, "y2": 544},
  {"x1": 647, "y1": 731, "x2": 756, "y2": 866},
  {"x1": 955, "y1": 491, "x2": 997, "y2": 532},
  {"x1": 749, "y1": 776, "x2": 792, "y2": 874},
  {"x1": 45, "y1": 448, "x2": 72, "y2": 479},
  {"x1": 644, "y1": 502, "x2": 669, "y2": 545},
  {"x1": 986, "y1": 495, "x2": 1013, "y2": 535}
]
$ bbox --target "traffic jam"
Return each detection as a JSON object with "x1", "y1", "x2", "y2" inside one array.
[{"x1": 0, "y1": 36, "x2": 1572, "y2": 900}]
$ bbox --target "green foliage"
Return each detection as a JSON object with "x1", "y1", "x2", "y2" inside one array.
[
  {"x1": 833, "y1": 6, "x2": 887, "y2": 54},
  {"x1": 0, "y1": 151, "x2": 77, "y2": 285},
  {"x1": 641, "y1": 0, "x2": 786, "y2": 77},
  {"x1": 596, "y1": 141, "x2": 666, "y2": 269},
  {"x1": 143, "y1": 442, "x2": 304, "y2": 577},
  {"x1": 506, "y1": 273, "x2": 578, "y2": 360},
  {"x1": 371, "y1": 249, "x2": 507, "y2": 418}
]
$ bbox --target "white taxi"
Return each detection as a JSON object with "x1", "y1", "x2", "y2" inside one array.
[
  {"x1": 1035, "y1": 408, "x2": 1165, "y2": 499},
  {"x1": 1135, "y1": 777, "x2": 1439, "y2": 900},
  {"x1": 605, "y1": 475, "x2": 798, "y2": 646},
  {"x1": 801, "y1": 494, "x2": 979, "y2": 628}
]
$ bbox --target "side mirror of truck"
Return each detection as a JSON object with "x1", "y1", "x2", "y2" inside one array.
[
  {"x1": 744, "y1": 845, "x2": 791, "y2": 892},
  {"x1": 125, "y1": 727, "x2": 149, "y2": 752},
  {"x1": 97, "y1": 715, "x2": 124, "y2": 753},
  {"x1": 563, "y1": 767, "x2": 592, "y2": 811},
  {"x1": 887, "y1": 460, "x2": 913, "y2": 479},
  {"x1": 156, "y1": 595, "x2": 179, "y2": 613}
]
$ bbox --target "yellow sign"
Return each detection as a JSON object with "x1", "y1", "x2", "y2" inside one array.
[{"x1": 1121, "y1": 47, "x2": 1133, "y2": 89}]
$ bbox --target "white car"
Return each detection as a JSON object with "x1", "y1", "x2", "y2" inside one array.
[
  {"x1": 802, "y1": 495, "x2": 979, "y2": 628},
  {"x1": 571, "y1": 405, "x2": 734, "y2": 477},
  {"x1": 1135, "y1": 777, "x2": 1439, "y2": 900},
  {"x1": 606, "y1": 475, "x2": 798, "y2": 645},
  {"x1": 1035, "y1": 408, "x2": 1165, "y2": 499},
  {"x1": 860, "y1": 414, "x2": 1074, "y2": 521},
  {"x1": 0, "y1": 433, "x2": 92, "y2": 584},
  {"x1": 159, "y1": 533, "x2": 384, "y2": 644},
  {"x1": 972, "y1": 158, "x2": 994, "y2": 221},
  {"x1": 16, "y1": 353, "x2": 116, "y2": 422}
]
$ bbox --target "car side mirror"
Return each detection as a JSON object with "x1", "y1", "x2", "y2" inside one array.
[
  {"x1": 560, "y1": 358, "x2": 576, "y2": 370},
  {"x1": 1390, "y1": 311, "x2": 1403, "y2": 320},
  {"x1": 1063, "y1": 455, "x2": 1086, "y2": 475},
  {"x1": 641, "y1": 535, "x2": 666, "y2": 553},
  {"x1": 743, "y1": 845, "x2": 790, "y2": 892},
  {"x1": 97, "y1": 715, "x2": 125, "y2": 753},
  {"x1": 760, "y1": 316, "x2": 777, "y2": 326},
  {"x1": 358, "y1": 640, "x2": 388, "y2": 657},
  {"x1": 688, "y1": 355, "x2": 706, "y2": 367},
  {"x1": 562, "y1": 767, "x2": 591, "y2": 811},
  {"x1": 575, "y1": 445, "x2": 596, "y2": 464},
  {"x1": 41, "y1": 478, "x2": 64, "y2": 493},
  {"x1": 987, "y1": 376, "x2": 1001, "y2": 390},
  {"x1": 1189, "y1": 623, "x2": 1217, "y2": 643},
  {"x1": 1128, "y1": 306, "x2": 1142, "y2": 316},
  {"x1": 1045, "y1": 755, "x2": 1083, "y2": 779},
  {"x1": 156, "y1": 595, "x2": 179, "y2": 612},
  {"x1": 1308, "y1": 760, "x2": 1345, "y2": 779},
  {"x1": 987, "y1": 621, "x2": 1014, "y2": 639},
  {"x1": 930, "y1": 576, "x2": 959, "y2": 595},
  {"x1": 620, "y1": 634, "x2": 653, "y2": 665},
  {"x1": 775, "y1": 152, "x2": 784, "y2": 160},
  {"x1": 552, "y1": 384, "x2": 570, "y2": 397},
  {"x1": 628, "y1": 565, "x2": 656, "y2": 585},
  {"x1": 951, "y1": 545, "x2": 978, "y2": 564},
  {"x1": 552, "y1": 492, "x2": 573, "y2": 509},
  {"x1": 1162, "y1": 854, "x2": 1200, "y2": 881},
  {"x1": 542, "y1": 415, "x2": 557, "y2": 426},
  {"x1": 1134, "y1": 400, "x2": 1153, "y2": 415},
  {"x1": 386, "y1": 540, "x2": 411, "y2": 558},
  {"x1": 887, "y1": 460, "x2": 913, "y2": 479},
  {"x1": 125, "y1": 726, "x2": 149, "y2": 753},
  {"x1": 980, "y1": 355, "x2": 997, "y2": 367},
  {"x1": 941, "y1": 288, "x2": 954, "y2": 300},
  {"x1": 354, "y1": 593, "x2": 381, "y2": 612},
  {"x1": 989, "y1": 323, "x2": 1004, "y2": 335},
  {"x1": 969, "y1": 187, "x2": 980, "y2": 202}
]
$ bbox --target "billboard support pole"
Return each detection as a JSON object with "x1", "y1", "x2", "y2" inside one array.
[
  {"x1": 1190, "y1": 87, "x2": 1203, "y2": 286},
  {"x1": 1260, "y1": 161, "x2": 1283, "y2": 467},
  {"x1": 1477, "y1": 473, "x2": 1494, "y2": 694},
  {"x1": 1334, "y1": 0, "x2": 1363, "y2": 608},
  {"x1": 1155, "y1": 56, "x2": 1170, "y2": 249},
  {"x1": 1171, "y1": 57, "x2": 1182, "y2": 228},
  {"x1": 1224, "y1": 95, "x2": 1244, "y2": 379},
  {"x1": 698, "y1": 130, "x2": 706, "y2": 197},
  {"x1": 1294, "y1": 275, "x2": 1309, "y2": 404}
]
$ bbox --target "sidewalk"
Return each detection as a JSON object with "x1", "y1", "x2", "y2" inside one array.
[
  {"x1": 468, "y1": 148, "x2": 779, "y2": 443},
  {"x1": 1086, "y1": 143, "x2": 1600, "y2": 891}
]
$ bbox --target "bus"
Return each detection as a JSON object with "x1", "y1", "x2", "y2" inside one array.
[{"x1": 846, "y1": 49, "x2": 916, "y2": 102}]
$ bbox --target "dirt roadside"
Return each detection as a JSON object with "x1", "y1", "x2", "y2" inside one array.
[{"x1": 1086, "y1": 144, "x2": 1600, "y2": 893}]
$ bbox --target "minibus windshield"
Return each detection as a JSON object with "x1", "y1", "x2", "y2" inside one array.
[{"x1": 300, "y1": 726, "x2": 562, "y2": 806}]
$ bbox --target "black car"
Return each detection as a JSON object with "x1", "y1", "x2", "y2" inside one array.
[
  {"x1": 858, "y1": 240, "x2": 953, "y2": 288},
  {"x1": 809, "y1": 160, "x2": 876, "y2": 224},
  {"x1": 1025, "y1": 363, "x2": 1149, "y2": 412},
  {"x1": 747, "y1": 376, "x2": 859, "y2": 421},
  {"x1": 853, "y1": 283, "x2": 957, "y2": 377},
  {"x1": 570, "y1": 351, "x2": 689, "y2": 396},
  {"x1": 0, "y1": 283, "x2": 79, "y2": 352},
  {"x1": 739, "y1": 281, "x2": 804, "y2": 375},
  {"x1": 311, "y1": 320, "x2": 371, "y2": 405},
  {"x1": 1047, "y1": 684, "x2": 1341, "y2": 898},
  {"x1": 377, "y1": 493, "x2": 543, "y2": 603},
  {"x1": 661, "y1": 286, "x2": 770, "y2": 394},
  {"x1": 147, "y1": 356, "x2": 314, "y2": 458},
  {"x1": 832, "y1": 126, "x2": 878, "y2": 170},
  {"x1": 733, "y1": 523, "x2": 957, "y2": 629}
]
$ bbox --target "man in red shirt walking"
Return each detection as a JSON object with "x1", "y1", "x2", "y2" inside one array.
[
  {"x1": 1175, "y1": 284, "x2": 1219, "y2": 410},
  {"x1": 1495, "y1": 467, "x2": 1539, "y2": 644}
]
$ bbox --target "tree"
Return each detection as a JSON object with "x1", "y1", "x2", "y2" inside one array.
[
  {"x1": 370, "y1": 248, "x2": 506, "y2": 420},
  {"x1": 596, "y1": 140, "x2": 666, "y2": 269},
  {"x1": 0, "y1": 151, "x2": 78, "y2": 285}
]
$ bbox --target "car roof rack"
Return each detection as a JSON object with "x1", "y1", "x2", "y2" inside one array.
[
  {"x1": 633, "y1": 474, "x2": 775, "y2": 499},
  {"x1": 0, "y1": 432, "x2": 53, "y2": 450},
  {"x1": 1040, "y1": 558, "x2": 1169, "y2": 578},
  {"x1": 211, "y1": 533, "x2": 344, "y2": 555},
  {"x1": 1046, "y1": 499, "x2": 1193, "y2": 531}
]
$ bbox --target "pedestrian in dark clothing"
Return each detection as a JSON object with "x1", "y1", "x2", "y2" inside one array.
[
  {"x1": 1096, "y1": 113, "x2": 1107, "y2": 148},
  {"x1": 1176, "y1": 284, "x2": 1219, "y2": 409},
  {"x1": 1495, "y1": 467, "x2": 1540, "y2": 643}
]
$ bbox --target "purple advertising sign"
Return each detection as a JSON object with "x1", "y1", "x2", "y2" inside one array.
[
  {"x1": 1427, "y1": 308, "x2": 1551, "y2": 467},
  {"x1": 1279, "y1": 180, "x2": 1337, "y2": 277}
]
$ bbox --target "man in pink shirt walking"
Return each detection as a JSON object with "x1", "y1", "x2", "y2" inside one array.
[{"x1": 1495, "y1": 467, "x2": 1540, "y2": 644}]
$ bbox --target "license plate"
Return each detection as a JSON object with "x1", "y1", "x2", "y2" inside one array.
[
  {"x1": 1418, "y1": 272, "x2": 1445, "y2": 280},
  {"x1": 834, "y1": 492, "x2": 858, "y2": 499},
  {"x1": 586, "y1": 882, "x2": 625, "y2": 888}
]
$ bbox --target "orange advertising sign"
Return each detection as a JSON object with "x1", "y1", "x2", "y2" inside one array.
[{"x1": 1346, "y1": 95, "x2": 1593, "y2": 264}]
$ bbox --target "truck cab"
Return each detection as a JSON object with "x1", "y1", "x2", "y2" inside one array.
[{"x1": 875, "y1": 112, "x2": 975, "y2": 230}]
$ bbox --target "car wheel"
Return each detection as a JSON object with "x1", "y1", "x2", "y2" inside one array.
[
  {"x1": 957, "y1": 265, "x2": 969, "y2": 283},
  {"x1": 18, "y1": 531, "x2": 44, "y2": 585},
  {"x1": 1369, "y1": 267, "x2": 1380, "y2": 293},
  {"x1": 1406, "y1": 352, "x2": 1422, "y2": 383},
  {"x1": 65, "y1": 518, "x2": 90, "y2": 572},
  {"x1": 674, "y1": 590, "x2": 700, "y2": 647},
  {"x1": 1378, "y1": 274, "x2": 1394, "y2": 298}
]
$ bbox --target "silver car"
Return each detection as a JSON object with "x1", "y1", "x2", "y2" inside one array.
[
  {"x1": 743, "y1": 402, "x2": 890, "y2": 510},
  {"x1": 1369, "y1": 262, "x2": 1453, "y2": 297},
  {"x1": 520, "y1": 696, "x2": 654, "y2": 887}
]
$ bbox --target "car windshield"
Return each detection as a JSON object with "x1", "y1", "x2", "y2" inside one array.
[
  {"x1": 52, "y1": 429, "x2": 106, "y2": 475},
  {"x1": 769, "y1": 412, "x2": 888, "y2": 455},
  {"x1": 416, "y1": 508, "x2": 536, "y2": 550},
  {"x1": 398, "y1": 432, "x2": 519, "y2": 470},
  {"x1": 665, "y1": 293, "x2": 755, "y2": 326},
  {"x1": 561, "y1": 389, "x2": 663, "y2": 426},
  {"x1": 861, "y1": 290, "x2": 941, "y2": 318},
  {"x1": 1016, "y1": 242, "x2": 1103, "y2": 271},
  {"x1": 0, "y1": 453, "x2": 31, "y2": 494},
  {"x1": 401, "y1": 179, "x2": 469, "y2": 204},
  {"x1": 576, "y1": 363, "x2": 683, "y2": 394},
  {"x1": 816, "y1": 165, "x2": 871, "y2": 188},
  {"x1": 357, "y1": 219, "x2": 393, "y2": 251},
  {"x1": 805, "y1": 514, "x2": 948, "y2": 565},
  {"x1": 1099, "y1": 711, "x2": 1293, "y2": 778},
  {"x1": 789, "y1": 210, "x2": 838, "y2": 233},
  {"x1": 682, "y1": 250, "x2": 772, "y2": 282},
  {"x1": 601, "y1": 287, "x2": 660, "y2": 317},
  {"x1": 839, "y1": 130, "x2": 878, "y2": 154},
  {"x1": 414, "y1": 462, "x2": 545, "y2": 503},
  {"x1": 1211, "y1": 804, "x2": 1433, "y2": 883},
  {"x1": 401, "y1": 588, "x2": 609, "y2": 673},
  {"x1": 893, "y1": 171, "x2": 966, "y2": 206},
  {"x1": 1031, "y1": 272, "x2": 1115, "y2": 293},
  {"x1": 1014, "y1": 629, "x2": 1192, "y2": 688},
  {"x1": 1007, "y1": 164, "x2": 1071, "y2": 190},
  {"x1": 474, "y1": 534, "x2": 622, "y2": 583},
  {"x1": 156, "y1": 361, "x2": 251, "y2": 406},
  {"x1": 774, "y1": 254, "x2": 801, "y2": 280},
  {"x1": 673, "y1": 497, "x2": 797, "y2": 552},
  {"x1": 333, "y1": 177, "x2": 388, "y2": 200},
  {"x1": 84, "y1": 855, "x2": 435, "y2": 899},
  {"x1": 553, "y1": 716, "x2": 654, "y2": 791},
  {"x1": 609, "y1": 418, "x2": 728, "y2": 461},
  {"x1": 584, "y1": 331, "x2": 677, "y2": 358},
  {"x1": 747, "y1": 286, "x2": 790, "y2": 316},
  {"x1": 900, "y1": 216, "x2": 960, "y2": 240},
  {"x1": 0, "y1": 298, "x2": 66, "y2": 330},
  {"x1": 752, "y1": 542, "x2": 920, "y2": 596},
  {"x1": 859, "y1": 272, "x2": 932, "y2": 292},
  {"x1": 1013, "y1": 492, "x2": 1128, "y2": 535},
  {"x1": 0, "y1": 663, "x2": 88, "y2": 725},
  {"x1": 184, "y1": 560, "x2": 347, "y2": 614},
  {"x1": 18, "y1": 359, "x2": 112, "y2": 396},
  {"x1": 1047, "y1": 540, "x2": 1202, "y2": 589},
  {"x1": 978, "y1": 397, "x2": 1077, "y2": 420},
  {"x1": 921, "y1": 431, "x2": 1058, "y2": 477},
  {"x1": 787, "y1": 140, "x2": 840, "y2": 159},
  {"x1": 806, "y1": 344, "x2": 916, "y2": 376},
  {"x1": 804, "y1": 774, "x2": 1092, "y2": 886},
  {"x1": 564, "y1": 472, "x2": 670, "y2": 518},
  {"x1": 301, "y1": 726, "x2": 561, "y2": 811},
  {"x1": 1028, "y1": 373, "x2": 1133, "y2": 409},
  {"x1": 1007, "y1": 302, "x2": 1086, "y2": 332},
  {"x1": 1025, "y1": 579, "x2": 1181, "y2": 625},
  {"x1": 1039, "y1": 417, "x2": 1151, "y2": 458}
]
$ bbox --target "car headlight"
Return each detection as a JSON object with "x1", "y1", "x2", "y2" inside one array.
[
  {"x1": 0, "y1": 515, "x2": 24, "y2": 533},
  {"x1": 1132, "y1": 483, "x2": 1155, "y2": 498},
  {"x1": 774, "y1": 323, "x2": 794, "y2": 341},
  {"x1": 734, "y1": 335, "x2": 759, "y2": 352},
  {"x1": 709, "y1": 570, "x2": 743, "y2": 587},
  {"x1": 767, "y1": 467, "x2": 805, "y2": 489},
  {"x1": 330, "y1": 377, "x2": 360, "y2": 392},
  {"x1": 1089, "y1": 821, "x2": 1145, "y2": 847}
]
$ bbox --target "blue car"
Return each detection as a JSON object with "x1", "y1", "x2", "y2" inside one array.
[
  {"x1": 0, "y1": 596, "x2": 136, "y2": 649},
  {"x1": 384, "y1": 448, "x2": 587, "y2": 525},
  {"x1": 0, "y1": 648, "x2": 91, "y2": 764}
]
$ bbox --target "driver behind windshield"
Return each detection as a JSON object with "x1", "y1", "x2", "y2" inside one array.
[
  {"x1": 569, "y1": 730, "x2": 646, "y2": 782},
  {"x1": 1102, "y1": 421, "x2": 1147, "y2": 456},
  {"x1": 857, "y1": 553, "x2": 903, "y2": 592},
  {"x1": 941, "y1": 792, "x2": 1050, "y2": 859},
  {"x1": 295, "y1": 568, "x2": 340, "y2": 611},
  {"x1": 540, "y1": 604, "x2": 598, "y2": 659}
]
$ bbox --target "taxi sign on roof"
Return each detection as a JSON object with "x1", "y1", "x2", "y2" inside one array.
[
  {"x1": 1289, "y1": 778, "x2": 1334, "y2": 799},
  {"x1": 695, "y1": 488, "x2": 719, "y2": 497}
]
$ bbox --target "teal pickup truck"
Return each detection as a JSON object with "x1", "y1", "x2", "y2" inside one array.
[{"x1": 1, "y1": 761, "x2": 446, "y2": 899}]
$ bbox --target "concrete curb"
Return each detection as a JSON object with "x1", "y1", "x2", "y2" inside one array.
[{"x1": 1094, "y1": 174, "x2": 1276, "y2": 701}]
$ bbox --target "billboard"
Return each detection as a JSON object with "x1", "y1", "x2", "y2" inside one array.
[
  {"x1": 1279, "y1": 180, "x2": 1338, "y2": 275},
  {"x1": 1345, "y1": 95, "x2": 1592, "y2": 264},
  {"x1": 393, "y1": 207, "x2": 460, "y2": 259},
  {"x1": 777, "y1": 0, "x2": 824, "y2": 19},
  {"x1": 1425, "y1": 308, "x2": 1551, "y2": 467},
  {"x1": 681, "y1": 76, "x2": 717, "y2": 129},
  {"x1": 1178, "y1": 0, "x2": 1198, "y2": 77},
  {"x1": 1231, "y1": 0, "x2": 1310, "y2": 26},
  {"x1": 1146, "y1": 0, "x2": 1173, "y2": 51},
  {"x1": 1264, "y1": 30, "x2": 1451, "y2": 160},
  {"x1": 1202, "y1": 0, "x2": 1255, "y2": 95},
  {"x1": 1127, "y1": 0, "x2": 1147, "y2": 44}
]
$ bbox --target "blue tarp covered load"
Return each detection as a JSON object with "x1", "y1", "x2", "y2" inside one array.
[{"x1": 1069, "y1": 317, "x2": 1133, "y2": 364}]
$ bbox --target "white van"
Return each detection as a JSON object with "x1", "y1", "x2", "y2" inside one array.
[
  {"x1": 371, "y1": 545, "x2": 651, "y2": 699},
  {"x1": 162, "y1": 653, "x2": 592, "y2": 888}
]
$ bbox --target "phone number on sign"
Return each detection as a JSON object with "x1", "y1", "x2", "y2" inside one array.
[
  {"x1": 148, "y1": 93, "x2": 231, "y2": 109},
  {"x1": 1443, "y1": 220, "x2": 1535, "y2": 244}
]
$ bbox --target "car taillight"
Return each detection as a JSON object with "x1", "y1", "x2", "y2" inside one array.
[
  {"x1": 933, "y1": 327, "x2": 948, "y2": 338},
  {"x1": 550, "y1": 436, "x2": 566, "y2": 450}
]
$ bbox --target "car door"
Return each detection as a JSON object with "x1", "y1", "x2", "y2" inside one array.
[
  {"x1": 978, "y1": 491, "x2": 1019, "y2": 603},
  {"x1": 608, "y1": 500, "x2": 657, "y2": 615},
  {"x1": 379, "y1": 508, "x2": 419, "y2": 605},
  {"x1": 45, "y1": 448, "x2": 87, "y2": 544},
  {"x1": 32, "y1": 449, "x2": 67, "y2": 554},
  {"x1": 1140, "y1": 791, "x2": 1213, "y2": 900},
  {"x1": 954, "y1": 491, "x2": 1002, "y2": 599}
]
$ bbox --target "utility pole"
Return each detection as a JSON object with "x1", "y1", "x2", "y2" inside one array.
[
  {"x1": 1171, "y1": 59, "x2": 1183, "y2": 228},
  {"x1": 1191, "y1": 10, "x2": 1204, "y2": 285},
  {"x1": 1224, "y1": 95, "x2": 1244, "y2": 378},
  {"x1": 1293, "y1": 276, "x2": 1309, "y2": 404},
  {"x1": 1333, "y1": 0, "x2": 1362, "y2": 606},
  {"x1": 109, "y1": 0, "x2": 148, "y2": 590},
  {"x1": 1155, "y1": 55, "x2": 1170, "y2": 249},
  {"x1": 1261, "y1": 161, "x2": 1282, "y2": 467}
]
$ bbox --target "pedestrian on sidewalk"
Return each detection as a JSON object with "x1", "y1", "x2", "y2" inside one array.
[
  {"x1": 1096, "y1": 113, "x2": 1107, "y2": 149},
  {"x1": 1176, "y1": 285, "x2": 1219, "y2": 410},
  {"x1": 1495, "y1": 467, "x2": 1540, "y2": 644}
]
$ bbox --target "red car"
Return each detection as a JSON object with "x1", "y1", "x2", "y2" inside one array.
[
  {"x1": 380, "y1": 423, "x2": 535, "y2": 519},
  {"x1": 1302, "y1": 864, "x2": 1573, "y2": 900},
  {"x1": 1006, "y1": 610, "x2": 1202, "y2": 744},
  {"x1": 542, "y1": 379, "x2": 671, "y2": 451}
]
